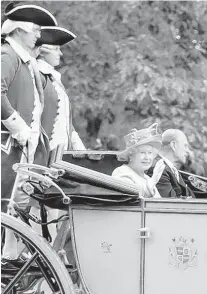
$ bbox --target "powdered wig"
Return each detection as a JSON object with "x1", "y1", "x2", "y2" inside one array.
[{"x1": 2, "y1": 19, "x2": 37, "y2": 35}]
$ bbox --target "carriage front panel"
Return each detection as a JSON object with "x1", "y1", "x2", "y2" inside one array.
[
  {"x1": 143, "y1": 202, "x2": 207, "y2": 294},
  {"x1": 71, "y1": 207, "x2": 142, "y2": 294}
]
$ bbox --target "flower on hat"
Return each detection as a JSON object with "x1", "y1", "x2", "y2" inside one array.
[{"x1": 118, "y1": 123, "x2": 162, "y2": 161}]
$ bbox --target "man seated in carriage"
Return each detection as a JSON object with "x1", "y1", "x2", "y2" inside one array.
[{"x1": 147, "y1": 129, "x2": 207, "y2": 198}]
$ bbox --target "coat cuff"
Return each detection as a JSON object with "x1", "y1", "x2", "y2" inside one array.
[
  {"x1": 2, "y1": 111, "x2": 31, "y2": 145},
  {"x1": 2, "y1": 111, "x2": 27, "y2": 134}
]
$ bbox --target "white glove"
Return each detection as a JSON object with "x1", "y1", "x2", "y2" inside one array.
[
  {"x1": 145, "y1": 159, "x2": 165, "y2": 197},
  {"x1": 13, "y1": 125, "x2": 31, "y2": 146},
  {"x1": 151, "y1": 159, "x2": 165, "y2": 185},
  {"x1": 145, "y1": 178, "x2": 156, "y2": 197},
  {"x1": 2, "y1": 111, "x2": 31, "y2": 146}
]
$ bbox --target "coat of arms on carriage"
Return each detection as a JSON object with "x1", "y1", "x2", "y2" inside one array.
[{"x1": 169, "y1": 237, "x2": 198, "y2": 270}]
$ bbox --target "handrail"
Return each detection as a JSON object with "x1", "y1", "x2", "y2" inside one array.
[
  {"x1": 179, "y1": 170, "x2": 207, "y2": 181},
  {"x1": 12, "y1": 163, "x2": 65, "y2": 179}
]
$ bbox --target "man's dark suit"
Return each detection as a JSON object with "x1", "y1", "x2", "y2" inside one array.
[{"x1": 148, "y1": 162, "x2": 195, "y2": 198}]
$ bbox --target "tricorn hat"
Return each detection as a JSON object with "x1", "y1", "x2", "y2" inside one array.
[
  {"x1": 36, "y1": 26, "x2": 77, "y2": 46},
  {"x1": 118, "y1": 123, "x2": 162, "y2": 161},
  {"x1": 4, "y1": 2, "x2": 57, "y2": 26}
]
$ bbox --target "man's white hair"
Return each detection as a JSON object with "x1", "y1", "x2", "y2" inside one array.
[{"x1": 1, "y1": 19, "x2": 35, "y2": 35}]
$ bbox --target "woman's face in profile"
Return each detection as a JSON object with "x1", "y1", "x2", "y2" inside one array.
[{"x1": 131, "y1": 144, "x2": 155, "y2": 172}]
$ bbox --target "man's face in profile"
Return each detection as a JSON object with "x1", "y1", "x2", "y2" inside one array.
[
  {"x1": 174, "y1": 132, "x2": 190, "y2": 165},
  {"x1": 18, "y1": 24, "x2": 41, "y2": 51}
]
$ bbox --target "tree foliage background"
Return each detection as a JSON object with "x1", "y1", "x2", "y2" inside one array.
[{"x1": 1, "y1": 1, "x2": 207, "y2": 175}]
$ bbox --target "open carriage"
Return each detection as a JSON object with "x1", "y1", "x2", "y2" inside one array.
[{"x1": 1, "y1": 147, "x2": 207, "y2": 294}]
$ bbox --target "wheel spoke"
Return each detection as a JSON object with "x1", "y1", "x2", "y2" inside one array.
[
  {"x1": 1, "y1": 213, "x2": 75, "y2": 294},
  {"x1": 2, "y1": 252, "x2": 39, "y2": 294},
  {"x1": 23, "y1": 240, "x2": 58, "y2": 292},
  {"x1": 34, "y1": 256, "x2": 59, "y2": 292}
]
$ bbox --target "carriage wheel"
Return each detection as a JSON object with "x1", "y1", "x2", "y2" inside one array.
[{"x1": 1, "y1": 213, "x2": 76, "y2": 294}]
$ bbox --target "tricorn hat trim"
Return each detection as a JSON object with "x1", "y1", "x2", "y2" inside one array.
[
  {"x1": 5, "y1": 4, "x2": 58, "y2": 26},
  {"x1": 36, "y1": 26, "x2": 76, "y2": 46}
]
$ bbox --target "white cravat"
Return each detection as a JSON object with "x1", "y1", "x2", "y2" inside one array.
[{"x1": 50, "y1": 79, "x2": 70, "y2": 150}]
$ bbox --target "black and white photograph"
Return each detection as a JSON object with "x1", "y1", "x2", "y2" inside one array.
[{"x1": 1, "y1": 0, "x2": 207, "y2": 293}]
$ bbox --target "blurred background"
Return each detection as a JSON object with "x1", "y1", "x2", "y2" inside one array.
[{"x1": 1, "y1": 1, "x2": 207, "y2": 175}]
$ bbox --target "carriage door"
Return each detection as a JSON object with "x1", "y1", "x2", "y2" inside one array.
[
  {"x1": 143, "y1": 199, "x2": 207, "y2": 294},
  {"x1": 71, "y1": 207, "x2": 142, "y2": 294}
]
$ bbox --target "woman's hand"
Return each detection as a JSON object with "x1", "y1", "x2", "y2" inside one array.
[
  {"x1": 151, "y1": 159, "x2": 165, "y2": 185},
  {"x1": 145, "y1": 159, "x2": 165, "y2": 197},
  {"x1": 145, "y1": 178, "x2": 156, "y2": 197}
]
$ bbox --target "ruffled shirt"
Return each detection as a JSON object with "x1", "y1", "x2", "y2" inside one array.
[
  {"x1": 112, "y1": 164, "x2": 161, "y2": 198},
  {"x1": 37, "y1": 59, "x2": 70, "y2": 150},
  {"x1": 37, "y1": 59, "x2": 86, "y2": 151}
]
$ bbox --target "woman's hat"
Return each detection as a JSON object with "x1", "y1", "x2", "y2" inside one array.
[
  {"x1": 118, "y1": 123, "x2": 162, "y2": 161},
  {"x1": 4, "y1": 2, "x2": 57, "y2": 26},
  {"x1": 36, "y1": 26, "x2": 76, "y2": 46}
]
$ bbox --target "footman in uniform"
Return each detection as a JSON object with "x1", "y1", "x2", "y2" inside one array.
[{"x1": 1, "y1": 2, "x2": 57, "y2": 268}]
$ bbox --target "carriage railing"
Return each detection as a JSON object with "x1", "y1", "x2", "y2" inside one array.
[
  {"x1": 179, "y1": 170, "x2": 207, "y2": 181},
  {"x1": 179, "y1": 170, "x2": 207, "y2": 192},
  {"x1": 13, "y1": 163, "x2": 65, "y2": 179}
]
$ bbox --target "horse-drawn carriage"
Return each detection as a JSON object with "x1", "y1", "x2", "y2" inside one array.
[{"x1": 1, "y1": 147, "x2": 207, "y2": 294}]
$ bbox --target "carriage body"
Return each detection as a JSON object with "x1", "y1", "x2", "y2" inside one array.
[
  {"x1": 2, "y1": 150, "x2": 207, "y2": 294},
  {"x1": 53, "y1": 150, "x2": 207, "y2": 294},
  {"x1": 69, "y1": 199, "x2": 207, "y2": 294}
]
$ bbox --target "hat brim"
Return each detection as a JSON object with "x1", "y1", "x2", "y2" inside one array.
[
  {"x1": 5, "y1": 4, "x2": 57, "y2": 26},
  {"x1": 36, "y1": 27, "x2": 76, "y2": 46},
  {"x1": 118, "y1": 135, "x2": 162, "y2": 161}
]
